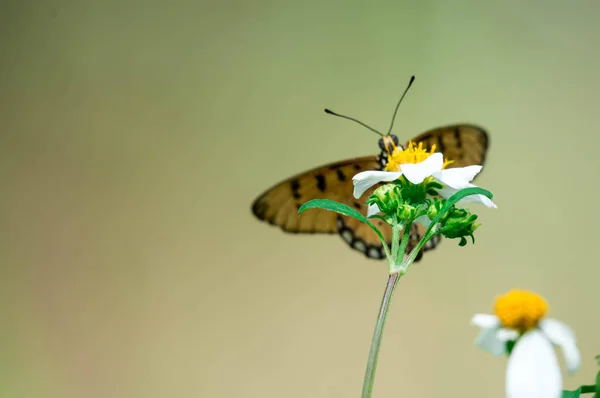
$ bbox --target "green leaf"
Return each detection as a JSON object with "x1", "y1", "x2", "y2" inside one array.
[
  {"x1": 298, "y1": 199, "x2": 389, "y2": 256},
  {"x1": 563, "y1": 388, "x2": 582, "y2": 398},
  {"x1": 563, "y1": 385, "x2": 597, "y2": 397},
  {"x1": 596, "y1": 368, "x2": 600, "y2": 398}
]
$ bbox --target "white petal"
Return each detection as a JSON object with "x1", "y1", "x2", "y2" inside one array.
[
  {"x1": 399, "y1": 153, "x2": 443, "y2": 185},
  {"x1": 367, "y1": 203, "x2": 380, "y2": 217},
  {"x1": 540, "y1": 319, "x2": 581, "y2": 374},
  {"x1": 432, "y1": 165, "x2": 482, "y2": 189},
  {"x1": 414, "y1": 214, "x2": 431, "y2": 227},
  {"x1": 471, "y1": 314, "x2": 505, "y2": 356},
  {"x1": 496, "y1": 328, "x2": 519, "y2": 342},
  {"x1": 471, "y1": 313, "x2": 501, "y2": 329},
  {"x1": 437, "y1": 187, "x2": 457, "y2": 199},
  {"x1": 438, "y1": 185, "x2": 498, "y2": 209},
  {"x1": 506, "y1": 330, "x2": 562, "y2": 398},
  {"x1": 352, "y1": 171, "x2": 402, "y2": 199},
  {"x1": 476, "y1": 327, "x2": 507, "y2": 356}
]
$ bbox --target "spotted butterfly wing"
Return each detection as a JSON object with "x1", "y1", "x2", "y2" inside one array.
[
  {"x1": 251, "y1": 124, "x2": 489, "y2": 261},
  {"x1": 252, "y1": 156, "x2": 395, "y2": 259},
  {"x1": 402, "y1": 124, "x2": 489, "y2": 169}
]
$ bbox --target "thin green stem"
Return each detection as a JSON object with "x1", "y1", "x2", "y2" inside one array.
[
  {"x1": 394, "y1": 220, "x2": 413, "y2": 268},
  {"x1": 400, "y1": 229, "x2": 437, "y2": 273},
  {"x1": 390, "y1": 218, "x2": 401, "y2": 268},
  {"x1": 359, "y1": 188, "x2": 495, "y2": 398},
  {"x1": 361, "y1": 272, "x2": 401, "y2": 398}
]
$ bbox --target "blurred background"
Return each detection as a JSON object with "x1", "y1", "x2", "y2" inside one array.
[{"x1": 1, "y1": 1, "x2": 599, "y2": 397}]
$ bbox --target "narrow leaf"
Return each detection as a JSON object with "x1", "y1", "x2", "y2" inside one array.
[{"x1": 299, "y1": 199, "x2": 387, "y2": 248}]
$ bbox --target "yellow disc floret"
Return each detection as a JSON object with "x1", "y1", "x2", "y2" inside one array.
[
  {"x1": 494, "y1": 289, "x2": 548, "y2": 331},
  {"x1": 385, "y1": 141, "x2": 454, "y2": 172}
]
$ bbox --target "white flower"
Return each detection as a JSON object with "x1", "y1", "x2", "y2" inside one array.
[
  {"x1": 472, "y1": 290, "x2": 580, "y2": 398},
  {"x1": 353, "y1": 151, "x2": 497, "y2": 210}
]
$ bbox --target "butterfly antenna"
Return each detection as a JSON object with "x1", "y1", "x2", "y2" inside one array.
[
  {"x1": 324, "y1": 109, "x2": 383, "y2": 137},
  {"x1": 386, "y1": 75, "x2": 415, "y2": 136}
]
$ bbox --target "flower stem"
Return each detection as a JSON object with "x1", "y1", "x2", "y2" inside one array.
[
  {"x1": 361, "y1": 272, "x2": 401, "y2": 398},
  {"x1": 400, "y1": 229, "x2": 436, "y2": 274},
  {"x1": 390, "y1": 219, "x2": 401, "y2": 270},
  {"x1": 395, "y1": 220, "x2": 413, "y2": 267}
]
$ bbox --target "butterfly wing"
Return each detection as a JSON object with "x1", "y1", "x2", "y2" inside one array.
[
  {"x1": 252, "y1": 156, "x2": 437, "y2": 261},
  {"x1": 252, "y1": 124, "x2": 489, "y2": 262},
  {"x1": 251, "y1": 156, "x2": 379, "y2": 234},
  {"x1": 251, "y1": 156, "x2": 397, "y2": 259},
  {"x1": 407, "y1": 124, "x2": 489, "y2": 169}
]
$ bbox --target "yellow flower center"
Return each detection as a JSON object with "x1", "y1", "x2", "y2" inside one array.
[
  {"x1": 384, "y1": 141, "x2": 454, "y2": 172},
  {"x1": 493, "y1": 289, "x2": 548, "y2": 331}
]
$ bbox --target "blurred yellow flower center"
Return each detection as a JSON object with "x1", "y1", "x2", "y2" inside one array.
[
  {"x1": 494, "y1": 289, "x2": 548, "y2": 331},
  {"x1": 385, "y1": 141, "x2": 454, "y2": 172}
]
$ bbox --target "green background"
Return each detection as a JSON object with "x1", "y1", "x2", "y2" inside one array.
[{"x1": 1, "y1": 1, "x2": 599, "y2": 397}]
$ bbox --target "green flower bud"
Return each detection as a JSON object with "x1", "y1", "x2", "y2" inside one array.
[
  {"x1": 438, "y1": 206, "x2": 481, "y2": 246},
  {"x1": 396, "y1": 202, "x2": 417, "y2": 221},
  {"x1": 427, "y1": 197, "x2": 446, "y2": 221},
  {"x1": 367, "y1": 183, "x2": 403, "y2": 216}
]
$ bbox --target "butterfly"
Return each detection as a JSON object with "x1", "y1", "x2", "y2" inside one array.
[{"x1": 251, "y1": 77, "x2": 490, "y2": 263}]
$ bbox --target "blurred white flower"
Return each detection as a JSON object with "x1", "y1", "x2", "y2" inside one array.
[{"x1": 472, "y1": 290, "x2": 580, "y2": 398}]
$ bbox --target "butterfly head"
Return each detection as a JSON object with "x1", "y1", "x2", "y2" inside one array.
[
  {"x1": 325, "y1": 75, "x2": 416, "y2": 171},
  {"x1": 377, "y1": 134, "x2": 401, "y2": 170},
  {"x1": 378, "y1": 134, "x2": 400, "y2": 153}
]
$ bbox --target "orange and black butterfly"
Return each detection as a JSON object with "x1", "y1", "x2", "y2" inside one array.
[{"x1": 251, "y1": 77, "x2": 489, "y2": 263}]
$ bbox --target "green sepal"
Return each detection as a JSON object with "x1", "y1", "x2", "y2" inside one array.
[
  {"x1": 505, "y1": 340, "x2": 516, "y2": 355},
  {"x1": 368, "y1": 214, "x2": 387, "y2": 222}
]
